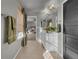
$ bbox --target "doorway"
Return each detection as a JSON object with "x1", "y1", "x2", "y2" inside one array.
[{"x1": 27, "y1": 16, "x2": 37, "y2": 40}]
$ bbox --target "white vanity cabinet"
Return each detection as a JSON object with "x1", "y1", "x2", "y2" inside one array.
[
  {"x1": 45, "y1": 32, "x2": 58, "y2": 51},
  {"x1": 41, "y1": 32, "x2": 58, "y2": 52}
]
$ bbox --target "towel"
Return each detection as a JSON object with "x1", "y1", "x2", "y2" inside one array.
[{"x1": 6, "y1": 16, "x2": 16, "y2": 44}]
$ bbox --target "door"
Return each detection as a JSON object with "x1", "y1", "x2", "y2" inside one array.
[{"x1": 63, "y1": 0, "x2": 78, "y2": 59}]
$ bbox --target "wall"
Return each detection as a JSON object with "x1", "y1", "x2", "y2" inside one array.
[
  {"x1": 1, "y1": 0, "x2": 20, "y2": 18},
  {"x1": 57, "y1": 3, "x2": 64, "y2": 57},
  {"x1": 17, "y1": 7, "x2": 24, "y2": 32},
  {"x1": 1, "y1": 0, "x2": 22, "y2": 59}
]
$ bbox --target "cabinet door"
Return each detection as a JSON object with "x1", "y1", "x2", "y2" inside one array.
[{"x1": 45, "y1": 33, "x2": 58, "y2": 51}]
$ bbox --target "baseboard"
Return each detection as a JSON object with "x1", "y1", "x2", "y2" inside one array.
[{"x1": 13, "y1": 47, "x2": 22, "y2": 59}]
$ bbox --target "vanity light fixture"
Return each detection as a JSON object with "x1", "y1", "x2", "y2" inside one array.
[{"x1": 41, "y1": 4, "x2": 56, "y2": 16}]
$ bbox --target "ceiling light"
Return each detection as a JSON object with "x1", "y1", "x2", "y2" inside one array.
[{"x1": 48, "y1": 4, "x2": 55, "y2": 10}]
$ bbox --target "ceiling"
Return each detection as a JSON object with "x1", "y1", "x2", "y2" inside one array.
[
  {"x1": 23, "y1": 0, "x2": 66, "y2": 16},
  {"x1": 23, "y1": 0, "x2": 51, "y2": 16}
]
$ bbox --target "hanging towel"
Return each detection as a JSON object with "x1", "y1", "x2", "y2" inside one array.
[{"x1": 6, "y1": 16, "x2": 16, "y2": 44}]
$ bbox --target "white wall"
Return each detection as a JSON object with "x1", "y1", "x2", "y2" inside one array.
[
  {"x1": 1, "y1": 0, "x2": 22, "y2": 59},
  {"x1": 1, "y1": 0, "x2": 20, "y2": 18}
]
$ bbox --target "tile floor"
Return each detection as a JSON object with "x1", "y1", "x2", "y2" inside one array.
[
  {"x1": 16, "y1": 40, "x2": 45, "y2": 59},
  {"x1": 16, "y1": 32, "x2": 62, "y2": 59}
]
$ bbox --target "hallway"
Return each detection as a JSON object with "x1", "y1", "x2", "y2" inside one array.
[
  {"x1": 16, "y1": 40, "x2": 45, "y2": 59},
  {"x1": 1, "y1": 0, "x2": 78, "y2": 59}
]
